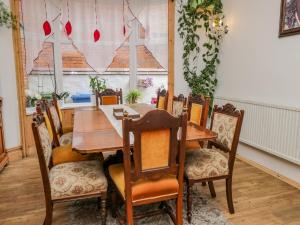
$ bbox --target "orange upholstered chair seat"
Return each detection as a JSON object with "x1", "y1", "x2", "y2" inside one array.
[
  {"x1": 109, "y1": 163, "x2": 179, "y2": 202},
  {"x1": 52, "y1": 145, "x2": 89, "y2": 166},
  {"x1": 102, "y1": 96, "x2": 118, "y2": 105}
]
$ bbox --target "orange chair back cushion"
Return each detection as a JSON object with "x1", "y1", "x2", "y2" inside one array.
[
  {"x1": 190, "y1": 103, "x2": 202, "y2": 126},
  {"x1": 141, "y1": 129, "x2": 170, "y2": 170},
  {"x1": 101, "y1": 95, "x2": 118, "y2": 105}
]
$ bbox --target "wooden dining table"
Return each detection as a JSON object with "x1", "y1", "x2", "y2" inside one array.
[{"x1": 72, "y1": 103, "x2": 217, "y2": 154}]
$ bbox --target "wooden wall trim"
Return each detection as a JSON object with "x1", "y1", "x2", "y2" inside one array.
[
  {"x1": 168, "y1": 0, "x2": 175, "y2": 112},
  {"x1": 237, "y1": 154, "x2": 300, "y2": 190},
  {"x1": 10, "y1": 0, "x2": 26, "y2": 158},
  {"x1": 7, "y1": 146, "x2": 23, "y2": 162}
]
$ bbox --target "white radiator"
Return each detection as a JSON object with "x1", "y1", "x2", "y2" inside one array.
[{"x1": 214, "y1": 97, "x2": 300, "y2": 165}]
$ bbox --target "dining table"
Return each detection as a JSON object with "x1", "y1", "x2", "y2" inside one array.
[{"x1": 72, "y1": 103, "x2": 217, "y2": 154}]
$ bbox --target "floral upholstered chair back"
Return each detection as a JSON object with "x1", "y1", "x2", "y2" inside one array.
[
  {"x1": 172, "y1": 94, "x2": 186, "y2": 117},
  {"x1": 32, "y1": 115, "x2": 53, "y2": 168},
  {"x1": 211, "y1": 104, "x2": 244, "y2": 151},
  {"x1": 49, "y1": 104, "x2": 62, "y2": 134}
]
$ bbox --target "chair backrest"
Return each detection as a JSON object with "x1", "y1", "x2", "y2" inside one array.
[
  {"x1": 36, "y1": 100, "x2": 54, "y2": 145},
  {"x1": 45, "y1": 100, "x2": 63, "y2": 147},
  {"x1": 156, "y1": 89, "x2": 168, "y2": 110},
  {"x1": 52, "y1": 93, "x2": 63, "y2": 123},
  {"x1": 172, "y1": 94, "x2": 187, "y2": 117},
  {"x1": 210, "y1": 103, "x2": 244, "y2": 173},
  {"x1": 187, "y1": 94, "x2": 210, "y2": 127},
  {"x1": 32, "y1": 114, "x2": 53, "y2": 202},
  {"x1": 122, "y1": 110, "x2": 187, "y2": 190},
  {"x1": 96, "y1": 89, "x2": 123, "y2": 106}
]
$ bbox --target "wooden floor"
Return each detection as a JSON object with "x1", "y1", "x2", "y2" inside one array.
[{"x1": 0, "y1": 157, "x2": 299, "y2": 225}]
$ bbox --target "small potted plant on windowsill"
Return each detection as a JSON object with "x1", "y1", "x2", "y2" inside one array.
[
  {"x1": 126, "y1": 89, "x2": 141, "y2": 105},
  {"x1": 54, "y1": 91, "x2": 70, "y2": 106},
  {"x1": 89, "y1": 76, "x2": 106, "y2": 104}
]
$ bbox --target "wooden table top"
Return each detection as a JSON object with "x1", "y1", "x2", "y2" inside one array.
[{"x1": 72, "y1": 104, "x2": 217, "y2": 154}]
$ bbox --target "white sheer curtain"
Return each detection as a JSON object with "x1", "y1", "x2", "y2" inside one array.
[
  {"x1": 60, "y1": 0, "x2": 126, "y2": 72},
  {"x1": 22, "y1": 0, "x2": 60, "y2": 74},
  {"x1": 129, "y1": 0, "x2": 168, "y2": 70},
  {"x1": 22, "y1": 0, "x2": 168, "y2": 74}
]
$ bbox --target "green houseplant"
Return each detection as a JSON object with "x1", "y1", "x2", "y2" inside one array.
[
  {"x1": 54, "y1": 91, "x2": 70, "y2": 104},
  {"x1": 126, "y1": 89, "x2": 141, "y2": 104},
  {"x1": 178, "y1": 0, "x2": 227, "y2": 112},
  {"x1": 89, "y1": 76, "x2": 106, "y2": 105},
  {"x1": 0, "y1": 0, "x2": 17, "y2": 29},
  {"x1": 89, "y1": 76, "x2": 107, "y2": 94}
]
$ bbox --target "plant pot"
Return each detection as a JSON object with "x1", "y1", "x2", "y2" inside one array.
[
  {"x1": 58, "y1": 99, "x2": 64, "y2": 107},
  {"x1": 91, "y1": 94, "x2": 96, "y2": 105}
]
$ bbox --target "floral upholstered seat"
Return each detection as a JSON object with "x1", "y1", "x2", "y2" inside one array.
[
  {"x1": 59, "y1": 132, "x2": 73, "y2": 147},
  {"x1": 185, "y1": 148, "x2": 229, "y2": 180},
  {"x1": 49, "y1": 160, "x2": 107, "y2": 200}
]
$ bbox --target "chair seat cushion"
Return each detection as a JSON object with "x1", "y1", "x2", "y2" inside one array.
[
  {"x1": 185, "y1": 148, "x2": 229, "y2": 180},
  {"x1": 52, "y1": 145, "x2": 89, "y2": 166},
  {"x1": 185, "y1": 140, "x2": 201, "y2": 150},
  {"x1": 49, "y1": 160, "x2": 107, "y2": 200},
  {"x1": 108, "y1": 164, "x2": 179, "y2": 202},
  {"x1": 59, "y1": 132, "x2": 73, "y2": 147}
]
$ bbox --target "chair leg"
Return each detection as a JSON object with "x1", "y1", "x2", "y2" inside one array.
[
  {"x1": 208, "y1": 181, "x2": 216, "y2": 198},
  {"x1": 43, "y1": 202, "x2": 53, "y2": 225},
  {"x1": 101, "y1": 195, "x2": 107, "y2": 225},
  {"x1": 226, "y1": 178, "x2": 235, "y2": 214},
  {"x1": 125, "y1": 200, "x2": 134, "y2": 225},
  {"x1": 187, "y1": 183, "x2": 193, "y2": 224},
  {"x1": 176, "y1": 195, "x2": 183, "y2": 225},
  {"x1": 111, "y1": 191, "x2": 117, "y2": 218}
]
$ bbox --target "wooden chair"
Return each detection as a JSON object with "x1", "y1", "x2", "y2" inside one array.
[
  {"x1": 108, "y1": 110, "x2": 188, "y2": 225},
  {"x1": 52, "y1": 93, "x2": 72, "y2": 133},
  {"x1": 185, "y1": 103, "x2": 244, "y2": 223},
  {"x1": 172, "y1": 94, "x2": 187, "y2": 117},
  {"x1": 156, "y1": 89, "x2": 168, "y2": 110},
  {"x1": 45, "y1": 100, "x2": 73, "y2": 147},
  {"x1": 32, "y1": 114, "x2": 108, "y2": 225},
  {"x1": 96, "y1": 89, "x2": 123, "y2": 106},
  {"x1": 36, "y1": 101, "x2": 94, "y2": 166},
  {"x1": 185, "y1": 94, "x2": 210, "y2": 150}
]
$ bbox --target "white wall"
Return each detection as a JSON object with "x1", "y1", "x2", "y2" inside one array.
[
  {"x1": 216, "y1": 0, "x2": 300, "y2": 183},
  {"x1": 217, "y1": 0, "x2": 300, "y2": 108},
  {"x1": 174, "y1": 0, "x2": 300, "y2": 183},
  {"x1": 0, "y1": 0, "x2": 21, "y2": 150}
]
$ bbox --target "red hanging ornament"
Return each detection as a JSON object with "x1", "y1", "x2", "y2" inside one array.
[
  {"x1": 93, "y1": 0, "x2": 101, "y2": 42},
  {"x1": 42, "y1": 0, "x2": 51, "y2": 36},
  {"x1": 65, "y1": 0, "x2": 72, "y2": 36},
  {"x1": 94, "y1": 29, "x2": 101, "y2": 42},
  {"x1": 122, "y1": 0, "x2": 126, "y2": 36},
  {"x1": 65, "y1": 21, "x2": 72, "y2": 36},
  {"x1": 43, "y1": 21, "x2": 52, "y2": 36},
  {"x1": 123, "y1": 25, "x2": 126, "y2": 36}
]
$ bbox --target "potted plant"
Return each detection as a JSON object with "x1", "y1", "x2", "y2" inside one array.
[
  {"x1": 0, "y1": 1, "x2": 17, "y2": 29},
  {"x1": 126, "y1": 89, "x2": 141, "y2": 104},
  {"x1": 54, "y1": 91, "x2": 70, "y2": 106},
  {"x1": 89, "y1": 76, "x2": 106, "y2": 104},
  {"x1": 25, "y1": 89, "x2": 42, "y2": 107}
]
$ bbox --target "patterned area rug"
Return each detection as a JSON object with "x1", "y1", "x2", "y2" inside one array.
[{"x1": 66, "y1": 184, "x2": 232, "y2": 225}]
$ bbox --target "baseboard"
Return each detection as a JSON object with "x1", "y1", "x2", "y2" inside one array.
[
  {"x1": 7, "y1": 146, "x2": 23, "y2": 162},
  {"x1": 237, "y1": 154, "x2": 300, "y2": 190}
]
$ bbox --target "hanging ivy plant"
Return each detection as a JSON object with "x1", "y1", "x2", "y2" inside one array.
[
  {"x1": 178, "y1": 0, "x2": 228, "y2": 105},
  {"x1": 0, "y1": 0, "x2": 17, "y2": 29}
]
